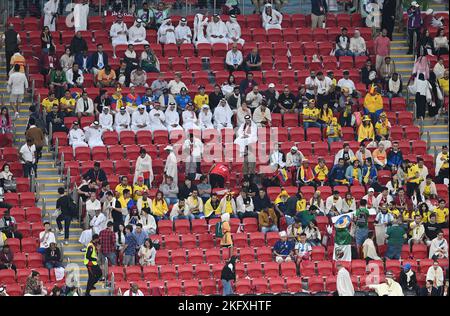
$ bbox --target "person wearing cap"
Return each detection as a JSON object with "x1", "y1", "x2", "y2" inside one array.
[
  {"x1": 85, "y1": 121, "x2": 105, "y2": 149},
  {"x1": 225, "y1": 43, "x2": 244, "y2": 72},
  {"x1": 131, "y1": 104, "x2": 151, "y2": 132},
  {"x1": 140, "y1": 45, "x2": 160, "y2": 73},
  {"x1": 435, "y1": 145, "x2": 449, "y2": 184},
  {"x1": 164, "y1": 102, "x2": 182, "y2": 132},
  {"x1": 144, "y1": 101, "x2": 164, "y2": 131},
  {"x1": 168, "y1": 73, "x2": 187, "y2": 96},
  {"x1": 262, "y1": 3, "x2": 283, "y2": 31},
  {"x1": 262, "y1": 83, "x2": 278, "y2": 111},
  {"x1": 206, "y1": 15, "x2": 229, "y2": 45},
  {"x1": 114, "y1": 106, "x2": 131, "y2": 132},
  {"x1": 158, "y1": 87, "x2": 176, "y2": 109},
  {"x1": 337, "y1": 70, "x2": 359, "y2": 97},
  {"x1": 367, "y1": 270, "x2": 404, "y2": 296},
  {"x1": 273, "y1": 231, "x2": 294, "y2": 263},
  {"x1": 198, "y1": 104, "x2": 214, "y2": 130},
  {"x1": 406, "y1": 1, "x2": 423, "y2": 54},
  {"x1": 109, "y1": 14, "x2": 129, "y2": 58},
  {"x1": 225, "y1": 14, "x2": 245, "y2": 46},
  {"x1": 133, "y1": 176, "x2": 149, "y2": 202},
  {"x1": 175, "y1": 17, "x2": 193, "y2": 44},
  {"x1": 182, "y1": 103, "x2": 200, "y2": 130},
  {"x1": 111, "y1": 86, "x2": 125, "y2": 111},
  {"x1": 374, "y1": 112, "x2": 391, "y2": 141},
  {"x1": 128, "y1": 19, "x2": 149, "y2": 46},
  {"x1": 235, "y1": 114, "x2": 258, "y2": 156},
  {"x1": 358, "y1": 115, "x2": 375, "y2": 142},
  {"x1": 157, "y1": 18, "x2": 176, "y2": 45}
]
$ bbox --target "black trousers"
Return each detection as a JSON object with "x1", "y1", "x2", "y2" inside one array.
[
  {"x1": 5, "y1": 50, "x2": 14, "y2": 75},
  {"x1": 406, "y1": 182, "x2": 422, "y2": 202},
  {"x1": 237, "y1": 212, "x2": 259, "y2": 220},
  {"x1": 415, "y1": 93, "x2": 427, "y2": 119},
  {"x1": 86, "y1": 264, "x2": 102, "y2": 295},
  {"x1": 56, "y1": 214, "x2": 72, "y2": 240},
  {"x1": 408, "y1": 28, "x2": 421, "y2": 52},
  {"x1": 22, "y1": 162, "x2": 37, "y2": 178},
  {"x1": 210, "y1": 173, "x2": 225, "y2": 189}
]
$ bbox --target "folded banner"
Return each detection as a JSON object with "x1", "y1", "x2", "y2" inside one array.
[
  {"x1": 333, "y1": 244, "x2": 352, "y2": 261},
  {"x1": 374, "y1": 223, "x2": 387, "y2": 245}
]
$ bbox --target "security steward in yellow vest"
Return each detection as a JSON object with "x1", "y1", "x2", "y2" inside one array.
[{"x1": 84, "y1": 233, "x2": 102, "y2": 296}]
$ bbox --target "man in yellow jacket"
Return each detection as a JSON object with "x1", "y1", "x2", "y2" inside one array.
[{"x1": 363, "y1": 85, "x2": 384, "y2": 122}]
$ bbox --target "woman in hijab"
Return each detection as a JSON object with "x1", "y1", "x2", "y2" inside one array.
[
  {"x1": 220, "y1": 255, "x2": 237, "y2": 296},
  {"x1": 133, "y1": 148, "x2": 154, "y2": 187},
  {"x1": 428, "y1": 71, "x2": 442, "y2": 124},
  {"x1": 413, "y1": 73, "x2": 433, "y2": 119}
]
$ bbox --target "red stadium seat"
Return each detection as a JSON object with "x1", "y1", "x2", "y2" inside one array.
[
  {"x1": 253, "y1": 278, "x2": 270, "y2": 294},
  {"x1": 308, "y1": 276, "x2": 325, "y2": 292},
  {"x1": 142, "y1": 265, "x2": 159, "y2": 281},
  {"x1": 280, "y1": 262, "x2": 297, "y2": 277},
  {"x1": 125, "y1": 266, "x2": 142, "y2": 281},
  {"x1": 160, "y1": 265, "x2": 177, "y2": 280},
  {"x1": 178, "y1": 264, "x2": 194, "y2": 280},
  {"x1": 109, "y1": 266, "x2": 125, "y2": 282},
  {"x1": 188, "y1": 249, "x2": 204, "y2": 264},
  {"x1": 285, "y1": 277, "x2": 302, "y2": 293},
  {"x1": 166, "y1": 280, "x2": 183, "y2": 296},
  {"x1": 155, "y1": 249, "x2": 170, "y2": 265},
  {"x1": 183, "y1": 279, "x2": 200, "y2": 295},
  {"x1": 235, "y1": 279, "x2": 253, "y2": 295},
  {"x1": 412, "y1": 244, "x2": 428, "y2": 259},
  {"x1": 200, "y1": 279, "x2": 217, "y2": 295}
]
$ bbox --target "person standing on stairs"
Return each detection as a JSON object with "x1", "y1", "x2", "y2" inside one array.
[
  {"x1": 381, "y1": 0, "x2": 397, "y2": 40},
  {"x1": 7, "y1": 64, "x2": 28, "y2": 119},
  {"x1": 26, "y1": 118, "x2": 46, "y2": 168},
  {"x1": 84, "y1": 233, "x2": 102, "y2": 296},
  {"x1": 1, "y1": 24, "x2": 20, "y2": 76},
  {"x1": 406, "y1": 1, "x2": 423, "y2": 55},
  {"x1": 19, "y1": 138, "x2": 37, "y2": 179},
  {"x1": 56, "y1": 187, "x2": 76, "y2": 245}
]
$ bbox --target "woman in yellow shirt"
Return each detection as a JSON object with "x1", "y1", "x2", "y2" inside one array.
[
  {"x1": 318, "y1": 103, "x2": 334, "y2": 129},
  {"x1": 314, "y1": 158, "x2": 329, "y2": 185},
  {"x1": 296, "y1": 192, "x2": 307, "y2": 213},
  {"x1": 357, "y1": 115, "x2": 375, "y2": 142},
  {"x1": 133, "y1": 176, "x2": 149, "y2": 201},
  {"x1": 326, "y1": 117, "x2": 343, "y2": 145},
  {"x1": 220, "y1": 192, "x2": 237, "y2": 217},
  {"x1": 151, "y1": 190, "x2": 169, "y2": 220},
  {"x1": 412, "y1": 202, "x2": 431, "y2": 224},
  {"x1": 374, "y1": 112, "x2": 391, "y2": 141}
]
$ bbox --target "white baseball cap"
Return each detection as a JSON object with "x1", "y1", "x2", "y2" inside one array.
[
  {"x1": 368, "y1": 188, "x2": 375, "y2": 193},
  {"x1": 279, "y1": 231, "x2": 287, "y2": 238},
  {"x1": 411, "y1": 1, "x2": 420, "y2": 7},
  {"x1": 164, "y1": 145, "x2": 173, "y2": 151},
  {"x1": 268, "y1": 83, "x2": 275, "y2": 88}
]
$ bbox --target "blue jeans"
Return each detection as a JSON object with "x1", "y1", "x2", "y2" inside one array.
[
  {"x1": 154, "y1": 214, "x2": 169, "y2": 221},
  {"x1": 304, "y1": 121, "x2": 321, "y2": 130},
  {"x1": 261, "y1": 225, "x2": 279, "y2": 234},
  {"x1": 192, "y1": 213, "x2": 205, "y2": 219},
  {"x1": 285, "y1": 215, "x2": 295, "y2": 227},
  {"x1": 335, "y1": 49, "x2": 353, "y2": 57},
  {"x1": 222, "y1": 280, "x2": 234, "y2": 296},
  {"x1": 37, "y1": 247, "x2": 46, "y2": 254},
  {"x1": 173, "y1": 214, "x2": 195, "y2": 221},
  {"x1": 45, "y1": 261, "x2": 64, "y2": 270},
  {"x1": 327, "y1": 137, "x2": 341, "y2": 146},
  {"x1": 101, "y1": 252, "x2": 117, "y2": 266},
  {"x1": 385, "y1": 244, "x2": 402, "y2": 259},
  {"x1": 165, "y1": 197, "x2": 179, "y2": 206}
]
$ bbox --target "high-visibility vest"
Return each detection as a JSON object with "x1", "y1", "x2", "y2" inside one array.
[{"x1": 83, "y1": 242, "x2": 98, "y2": 266}]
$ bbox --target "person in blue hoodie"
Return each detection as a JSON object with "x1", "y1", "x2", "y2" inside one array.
[
  {"x1": 387, "y1": 141, "x2": 404, "y2": 171},
  {"x1": 328, "y1": 158, "x2": 348, "y2": 186},
  {"x1": 175, "y1": 87, "x2": 192, "y2": 111}
]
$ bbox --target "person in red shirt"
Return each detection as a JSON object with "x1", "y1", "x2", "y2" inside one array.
[
  {"x1": 98, "y1": 221, "x2": 117, "y2": 267},
  {"x1": 209, "y1": 161, "x2": 229, "y2": 188}
]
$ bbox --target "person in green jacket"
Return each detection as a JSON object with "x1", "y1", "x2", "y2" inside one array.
[
  {"x1": 385, "y1": 218, "x2": 407, "y2": 259},
  {"x1": 354, "y1": 199, "x2": 370, "y2": 258}
]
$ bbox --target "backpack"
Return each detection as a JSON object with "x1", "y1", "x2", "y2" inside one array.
[
  {"x1": 356, "y1": 211, "x2": 368, "y2": 227},
  {"x1": 215, "y1": 221, "x2": 223, "y2": 238}
]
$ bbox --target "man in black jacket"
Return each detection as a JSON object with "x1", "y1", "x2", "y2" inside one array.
[
  {"x1": 55, "y1": 187, "x2": 76, "y2": 244},
  {"x1": 83, "y1": 162, "x2": 107, "y2": 183},
  {"x1": 44, "y1": 242, "x2": 63, "y2": 269},
  {"x1": 399, "y1": 263, "x2": 418, "y2": 293},
  {"x1": 221, "y1": 256, "x2": 237, "y2": 296},
  {"x1": 70, "y1": 31, "x2": 88, "y2": 57},
  {"x1": 46, "y1": 104, "x2": 68, "y2": 133},
  {"x1": 90, "y1": 44, "x2": 109, "y2": 76},
  {"x1": 418, "y1": 280, "x2": 440, "y2": 296},
  {"x1": 2, "y1": 24, "x2": 20, "y2": 75},
  {"x1": 239, "y1": 72, "x2": 258, "y2": 96},
  {"x1": 85, "y1": 233, "x2": 102, "y2": 296},
  {"x1": 311, "y1": 0, "x2": 328, "y2": 29}
]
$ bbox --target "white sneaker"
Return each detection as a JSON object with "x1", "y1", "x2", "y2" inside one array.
[
  {"x1": 15, "y1": 112, "x2": 19, "y2": 119},
  {"x1": 64, "y1": 240, "x2": 69, "y2": 245},
  {"x1": 58, "y1": 230, "x2": 64, "y2": 235}
]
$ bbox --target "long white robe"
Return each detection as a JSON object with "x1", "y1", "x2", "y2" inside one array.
[
  {"x1": 175, "y1": 23, "x2": 192, "y2": 44},
  {"x1": 73, "y1": 2, "x2": 89, "y2": 32},
  {"x1": 114, "y1": 112, "x2": 131, "y2": 132},
  {"x1": 131, "y1": 111, "x2": 151, "y2": 132},
  {"x1": 85, "y1": 127, "x2": 104, "y2": 149},
  {"x1": 134, "y1": 154, "x2": 154, "y2": 186},
  {"x1": 213, "y1": 105, "x2": 233, "y2": 130},
  {"x1": 206, "y1": 20, "x2": 229, "y2": 45},
  {"x1": 128, "y1": 24, "x2": 149, "y2": 45},
  {"x1": 110, "y1": 22, "x2": 129, "y2": 47},
  {"x1": 435, "y1": 152, "x2": 448, "y2": 176},
  {"x1": 148, "y1": 109, "x2": 167, "y2": 132},
  {"x1": 193, "y1": 14, "x2": 210, "y2": 46},
  {"x1": 182, "y1": 138, "x2": 203, "y2": 162},
  {"x1": 336, "y1": 267, "x2": 355, "y2": 296},
  {"x1": 99, "y1": 113, "x2": 113, "y2": 131},
  {"x1": 226, "y1": 21, "x2": 245, "y2": 46},
  {"x1": 157, "y1": 20, "x2": 176, "y2": 44},
  {"x1": 234, "y1": 121, "x2": 258, "y2": 154},
  {"x1": 182, "y1": 110, "x2": 200, "y2": 130},
  {"x1": 78, "y1": 213, "x2": 107, "y2": 247},
  {"x1": 43, "y1": 0, "x2": 59, "y2": 32},
  {"x1": 429, "y1": 237, "x2": 448, "y2": 259},
  {"x1": 199, "y1": 110, "x2": 214, "y2": 130},
  {"x1": 164, "y1": 108, "x2": 182, "y2": 131},
  {"x1": 69, "y1": 128, "x2": 88, "y2": 150},
  {"x1": 262, "y1": 8, "x2": 283, "y2": 30},
  {"x1": 164, "y1": 152, "x2": 178, "y2": 184}
]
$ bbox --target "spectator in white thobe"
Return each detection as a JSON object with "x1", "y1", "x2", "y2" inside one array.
[
  {"x1": 43, "y1": 0, "x2": 59, "y2": 32},
  {"x1": 158, "y1": 18, "x2": 176, "y2": 44},
  {"x1": 110, "y1": 15, "x2": 128, "y2": 57},
  {"x1": 175, "y1": 17, "x2": 192, "y2": 44},
  {"x1": 99, "y1": 107, "x2": 113, "y2": 131},
  {"x1": 226, "y1": 14, "x2": 245, "y2": 46},
  {"x1": 131, "y1": 105, "x2": 151, "y2": 132},
  {"x1": 193, "y1": 13, "x2": 210, "y2": 46},
  {"x1": 134, "y1": 148, "x2": 154, "y2": 186},
  {"x1": 85, "y1": 121, "x2": 104, "y2": 149},
  {"x1": 164, "y1": 102, "x2": 183, "y2": 131},
  {"x1": 262, "y1": 3, "x2": 283, "y2": 31},
  {"x1": 164, "y1": 145, "x2": 178, "y2": 184},
  {"x1": 68, "y1": 122, "x2": 88, "y2": 150},
  {"x1": 182, "y1": 103, "x2": 200, "y2": 130},
  {"x1": 199, "y1": 105, "x2": 214, "y2": 130},
  {"x1": 128, "y1": 19, "x2": 149, "y2": 45},
  {"x1": 148, "y1": 103, "x2": 166, "y2": 132},
  {"x1": 74, "y1": 0, "x2": 89, "y2": 32},
  {"x1": 79, "y1": 208, "x2": 107, "y2": 248},
  {"x1": 234, "y1": 115, "x2": 257, "y2": 156},
  {"x1": 114, "y1": 106, "x2": 131, "y2": 132},
  {"x1": 206, "y1": 14, "x2": 229, "y2": 45},
  {"x1": 213, "y1": 99, "x2": 233, "y2": 130}
]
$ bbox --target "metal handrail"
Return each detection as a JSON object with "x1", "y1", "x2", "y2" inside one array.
[
  {"x1": 110, "y1": 273, "x2": 116, "y2": 296},
  {"x1": 48, "y1": 122, "x2": 53, "y2": 152},
  {"x1": 65, "y1": 165, "x2": 70, "y2": 189},
  {"x1": 412, "y1": 30, "x2": 418, "y2": 57},
  {"x1": 54, "y1": 137, "x2": 59, "y2": 161},
  {"x1": 31, "y1": 79, "x2": 35, "y2": 104},
  {"x1": 426, "y1": 131, "x2": 431, "y2": 151}
]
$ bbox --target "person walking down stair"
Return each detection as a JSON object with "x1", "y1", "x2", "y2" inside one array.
[{"x1": 84, "y1": 234, "x2": 102, "y2": 296}]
